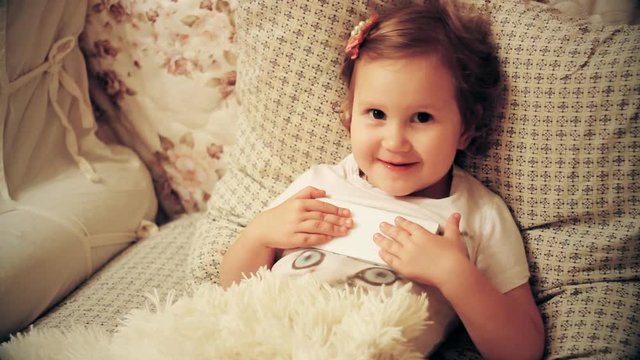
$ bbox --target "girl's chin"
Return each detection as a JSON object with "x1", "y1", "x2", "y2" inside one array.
[
  {"x1": 376, "y1": 180, "x2": 446, "y2": 198},
  {"x1": 376, "y1": 184, "x2": 417, "y2": 197}
]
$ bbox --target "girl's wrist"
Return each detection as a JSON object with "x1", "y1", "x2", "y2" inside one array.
[
  {"x1": 432, "y1": 253, "x2": 476, "y2": 294},
  {"x1": 238, "y1": 225, "x2": 273, "y2": 253}
]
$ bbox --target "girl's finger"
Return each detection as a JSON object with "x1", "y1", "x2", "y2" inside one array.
[
  {"x1": 293, "y1": 186, "x2": 327, "y2": 200},
  {"x1": 373, "y1": 232, "x2": 402, "y2": 252},
  {"x1": 303, "y1": 199, "x2": 351, "y2": 218},
  {"x1": 303, "y1": 211, "x2": 353, "y2": 227},
  {"x1": 292, "y1": 233, "x2": 332, "y2": 246},
  {"x1": 394, "y1": 216, "x2": 432, "y2": 235},
  {"x1": 378, "y1": 249, "x2": 398, "y2": 268},
  {"x1": 378, "y1": 221, "x2": 409, "y2": 241},
  {"x1": 299, "y1": 219, "x2": 349, "y2": 237},
  {"x1": 443, "y1": 212, "x2": 462, "y2": 236}
]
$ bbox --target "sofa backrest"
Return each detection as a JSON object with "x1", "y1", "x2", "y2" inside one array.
[{"x1": 190, "y1": 0, "x2": 639, "y2": 357}]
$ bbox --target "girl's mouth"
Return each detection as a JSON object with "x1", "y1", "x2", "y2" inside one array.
[{"x1": 379, "y1": 159, "x2": 417, "y2": 171}]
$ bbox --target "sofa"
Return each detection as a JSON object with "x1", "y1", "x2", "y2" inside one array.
[{"x1": 1, "y1": 0, "x2": 638, "y2": 358}]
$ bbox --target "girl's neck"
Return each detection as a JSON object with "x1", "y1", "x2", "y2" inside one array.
[{"x1": 409, "y1": 167, "x2": 453, "y2": 199}]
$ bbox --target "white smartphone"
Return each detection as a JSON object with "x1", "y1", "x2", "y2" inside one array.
[{"x1": 315, "y1": 198, "x2": 440, "y2": 266}]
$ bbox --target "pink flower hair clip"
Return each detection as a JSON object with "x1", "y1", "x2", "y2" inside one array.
[{"x1": 345, "y1": 14, "x2": 379, "y2": 60}]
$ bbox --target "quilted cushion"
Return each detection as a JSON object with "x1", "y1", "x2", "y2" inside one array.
[
  {"x1": 0, "y1": 0, "x2": 156, "y2": 340},
  {"x1": 190, "y1": 0, "x2": 639, "y2": 358}
]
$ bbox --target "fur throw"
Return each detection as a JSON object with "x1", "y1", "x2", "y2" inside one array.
[{"x1": 0, "y1": 269, "x2": 429, "y2": 359}]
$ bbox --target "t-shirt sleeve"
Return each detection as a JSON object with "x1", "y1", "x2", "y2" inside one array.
[
  {"x1": 473, "y1": 196, "x2": 531, "y2": 294},
  {"x1": 265, "y1": 159, "x2": 352, "y2": 210}
]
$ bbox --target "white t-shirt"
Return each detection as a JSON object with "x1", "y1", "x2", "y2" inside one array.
[{"x1": 269, "y1": 154, "x2": 530, "y2": 355}]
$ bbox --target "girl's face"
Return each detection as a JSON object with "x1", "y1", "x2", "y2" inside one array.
[{"x1": 349, "y1": 54, "x2": 469, "y2": 198}]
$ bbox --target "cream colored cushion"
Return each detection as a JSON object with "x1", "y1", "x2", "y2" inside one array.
[
  {"x1": 190, "y1": 0, "x2": 639, "y2": 357},
  {"x1": 0, "y1": 0, "x2": 156, "y2": 340}
]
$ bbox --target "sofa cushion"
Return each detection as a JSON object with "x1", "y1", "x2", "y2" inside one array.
[
  {"x1": 190, "y1": 0, "x2": 639, "y2": 357},
  {"x1": 0, "y1": 0, "x2": 156, "y2": 340},
  {"x1": 80, "y1": 0, "x2": 239, "y2": 217},
  {"x1": 461, "y1": 3, "x2": 639, "y2": 356}
]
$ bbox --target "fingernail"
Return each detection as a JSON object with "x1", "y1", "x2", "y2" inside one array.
[
  {"x1": 379, "y1": 222, "x2": 390, "y2": 230},
  {"x1": 341, "y1": 208, "x2": 351, "y2": 216},
  {"x1": 344, "y1": 218, "x2": 353, "y2": 227}
]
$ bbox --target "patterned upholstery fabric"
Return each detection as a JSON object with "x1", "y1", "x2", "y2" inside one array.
[
  {"x1": 464, "y1": 3, "x2": 639, "y2": 357},
  {"x1": 190, "y1": 0, "x2": 639, "y2": 357},
  {"x1": 34, "y1": 213, "x2": 200, "y2": 332}
]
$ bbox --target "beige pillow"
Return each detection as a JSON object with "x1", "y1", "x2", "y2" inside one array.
[
  {"x1": 191, "y1": 0, "x2": 639, "y2": 357},
  {"x1": 1, "y1": 0, "x2": 157, "y2": 340}
]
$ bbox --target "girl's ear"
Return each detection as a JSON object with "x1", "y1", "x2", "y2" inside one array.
[
  {"x1": 458, "y1": 106, "x2": 482, "y2": 150},
  {"x1": 340, "y1": 108, "x2": 352, "y2": 133},
  {"x1": 457, "y1": 128, "x2": 474, "y2": 150}
]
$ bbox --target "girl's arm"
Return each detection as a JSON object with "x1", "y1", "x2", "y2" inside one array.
[
  {"x1": 438, "y1": 262, "x2": 544, "y2": 360},
  {"x1": 220, "y1": 228, "x2": 278, "y2": 288},
  {"x1": 375, "y1": 214, "x2": 544, "y2": 360},
  {"x1": 220, "y1": 186, "x2": 353, "y2": 288}
]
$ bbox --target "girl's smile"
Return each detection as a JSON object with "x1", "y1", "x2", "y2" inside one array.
[{"x1": 378, "y1": 158, "x2": 418, "y2": 171}]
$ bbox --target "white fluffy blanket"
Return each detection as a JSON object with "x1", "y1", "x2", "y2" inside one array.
[{"x1": 0, "y1": 269, "x2": 429, "y2": 359}]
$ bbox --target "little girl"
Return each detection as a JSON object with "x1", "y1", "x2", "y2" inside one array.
[{"x1": 221, "y1": 1, "x2": 544, "y2": 358}]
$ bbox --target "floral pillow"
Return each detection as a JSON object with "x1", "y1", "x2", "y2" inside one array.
[{"x1": 81, "y1": 0, "x2": 238, "y2": 218}]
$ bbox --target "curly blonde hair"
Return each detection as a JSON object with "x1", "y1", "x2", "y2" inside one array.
[{"x1": 340, "y1": 0, "x2": 501, "y2": 157}]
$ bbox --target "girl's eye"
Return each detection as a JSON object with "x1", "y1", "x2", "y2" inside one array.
[
  {"x1": 413, "y1": 112, "x2": 432, "y2": 123},
  {"x1": 368, "y1": 109, "x2": 386, "y2": 120}
]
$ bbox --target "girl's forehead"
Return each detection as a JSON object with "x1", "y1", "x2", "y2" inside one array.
[
  {"x1": 354, "y1": 54, "x2": 452, "y2": 82},
  {"x1": 351, "y1": 54, "x2": 458, "y2": 110},
  {"x1": 356, "y1": 52, "x2": 448, "y2": 72}
]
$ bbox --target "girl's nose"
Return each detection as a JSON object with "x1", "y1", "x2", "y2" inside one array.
[{"x1": 381, "y1": 123, "x2": 411, "y2": 152}]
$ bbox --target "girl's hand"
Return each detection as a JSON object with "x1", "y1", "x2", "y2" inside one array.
[
  {"x1": 244, "y1": 186, "x2": 353, "y2": 250},
  {"x1": 373, "y1": 213, "x2": 468, "y2": 287}
]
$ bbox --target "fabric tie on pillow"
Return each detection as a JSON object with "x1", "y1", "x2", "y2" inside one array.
[{"x1": 7, "y1": 36, "x2": 101, "y2": 185}]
